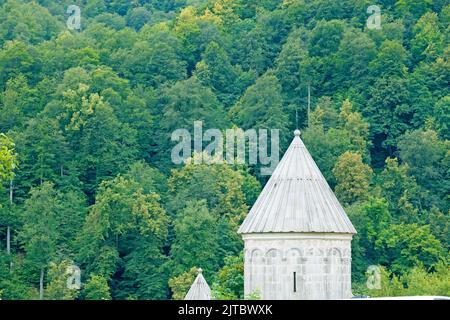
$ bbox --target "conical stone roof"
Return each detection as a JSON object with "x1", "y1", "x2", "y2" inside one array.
[
  {"x1": 184, "y1": 268, "x2": 212, "y2": 300},
  {"x1": 238, "y1": 130, "x2": 356, "y2": 234}
]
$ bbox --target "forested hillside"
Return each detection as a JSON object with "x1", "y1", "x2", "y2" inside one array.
[{"x1": 0, "y1": 0, "x2": 448, "y2": 299}]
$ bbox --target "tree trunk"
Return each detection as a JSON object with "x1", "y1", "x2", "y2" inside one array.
[
  {"x1": 6, "y1": 226, "x2": 10, "y2": 254},
  {"x1": 6, "y1": 179, "x2": 13, "y2": 272},
  {"x1": 7, "y1": 180, "x2": 12, "y2": 262},
  {"x1": 307, "y1": 83, "x2": 311, "y2": 127},
  {"x1": 9, "y1": 179, "x2": 13, "y2": 203},
  {"x1": 39, "y1": 268, "x2": 44, "y2": 300}
]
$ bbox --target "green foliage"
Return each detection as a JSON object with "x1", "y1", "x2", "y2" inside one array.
[
  {"x1": 20, "y1": 183, "x2": 63, "y2": 269},
  {"x1": 346, "y1": 197, "x2": 392, "y2": 280},
  {"x1": 309, "y1": 20, "x2": 346, "y2": 57},
  {"x1": 426, "y1": 206, "x2": 450, "y2": 250},
  {"x1": 369, "y1": 40, "x2": 408, "y2": 78},
  {"x1": 398, "y1": 129, "x2": 449, "y2": 209},
  {"x1": 126, "y1": 7, "x2": 152, "y2": 30},
  {"x1": 115, "y1": 27, "x2": 186, "y2": 87},
  {"x1": 411, "y1": 12, "x2": 445, "y2": 62},
  {"x1": 0, "y1": 0, "x2": 448, "y2": 300},
  {"x1": 83, "y1": 275, "x2": 111, "y2": 300},
  {"x1": 302, "y1": 98, "x2": 371, "y2": 186},
  {"x1": 117, "y1": 236, "x2": 170, "y2": 300},
  {"x1": 159, "y1": 76, "x2": 229, "y2": 131},
  {"x1": 13, "y1": 117, "x2": 69, "y2": 189},
  {"x1": 401, "y1": 262, "x2": 450, "y2": 296},
  {"x1": 0, "y1": 133, "x2": 17, "y2": 183},
  {"x1": 335, "y1": 28, "x2": 376, "y2": 88},
  {"x1": 194, "y1": 41, "x2": 247, "y2": 106},
  {"x1": 0, "y1": 40, "x2": 41, "y2": 88},
  {"x1": 364, "y1": 76, "x2": 410, "y2": 155},
  {"x1": 338, "y1": 99, "x2": 370, "y2": 158},
  {"x1": 333, "y1": 151, "x2": 373, "y2": 205},
  {"x1": 377, "y1": 157, "x2": 423, "y2": 222},
  {"x1": 19, "y1": 182, "x2": 75, "y2": 299},
  {"x1": 356, "y1": 263, "x2": 450, "y2": 297},
  {"x1": 212, "y1": 253, "x2": 244, "y2": 300},
  {"x1": 76, "y1": 174, "x2": 169, "y2": 281},
  {"x1": 230, "y1": 73, "x2": 289, "y2": 145},
  {"x1": 170, "y1": 200, "x2": 221, "y2": 279},
  {"x1": 168, "y1": 266, "x2": 198, "y2": 300},
  {"x1": 375, "y1": 224, "x2": 445, "y2": 275},
  {"x1": 0, "y1": 0, "x2": 62, "y2": 46},
  {"x1": 434, "y1": 95, "x2": 450, "y2": 139},
  {"x1": 0, "y1": 75, "x2": 35, "y2": 132},
  {"x1": 155, "y1": 76, "x2": 229, "y2": 168},
  {"x1": 45, "y1": 260, "x2": 79, "y2": 300},
  {"x1": 0, "y1": 252, "x2": 36, "y2": 299},
  {"x1": 168, "y1": 161, "x2": 248, "y2": 228},
  {"x1": 274, "y1": 27, "x2": 309, "y2": 112},
  {"x1": 71, "y1": 94, "x2": 139, "y2": 195},
  {"x1": 302, "y1": 125, "x2": 352, "y2": 185}
]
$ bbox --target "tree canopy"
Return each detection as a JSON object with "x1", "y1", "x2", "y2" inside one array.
[{"x1": 0, "y1": 0, "x2": 448, "y2": 299}]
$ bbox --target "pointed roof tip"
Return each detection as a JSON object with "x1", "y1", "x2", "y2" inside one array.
[
  {"x1": 184, "y1": 268, "x2": 212, "y2": 300},
  {"x1": 294, "y1": 129, "x2": 301, "y2": 137}
]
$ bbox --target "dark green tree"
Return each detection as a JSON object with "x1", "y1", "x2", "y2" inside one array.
[
  {"x1": 83, "y1": 275, "x2": 111, "y2": 300},
  {"x1": 229, "y1": 73, "x2": 289, "y2": 145},
  {"x1": 375, "y1": 223, "x2": 445, "y2": 275},
  {"x1": 169, "y1": 200, "x2": 221, "y2": 279},
  {"x1": 20, "y1": 182, "x2": 62, "y2": 299}
]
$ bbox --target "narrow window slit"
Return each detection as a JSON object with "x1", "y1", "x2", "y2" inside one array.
[{"x1": 293, "y1": 272, "x2": 297, "y2": 292}]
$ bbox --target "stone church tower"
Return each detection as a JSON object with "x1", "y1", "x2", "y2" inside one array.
[{"x1": 238, "y1": 130, "x2": 356, "y2": 300}]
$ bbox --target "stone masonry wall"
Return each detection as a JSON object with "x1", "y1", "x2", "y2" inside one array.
[{"x1": 243, "y1": 233, "x2": 353, "y2": 300}]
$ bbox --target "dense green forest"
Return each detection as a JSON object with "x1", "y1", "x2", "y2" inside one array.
[{"x1": 0, "y1": 0, "x2": 448, "y2": 299}]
